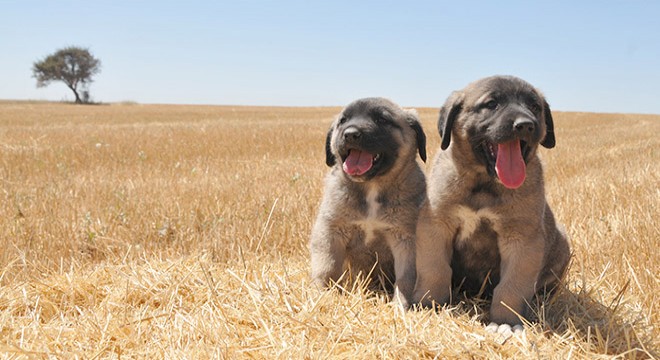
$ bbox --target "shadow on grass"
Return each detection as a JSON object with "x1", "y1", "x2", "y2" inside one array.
[
  {"x1": 538, "y1": 281, "x2": 657, "y2": 359},
  {"x1": 329, "y1": 263, "x2": 657, "y2": 358},
  {"x1": 443, "y1": 279, "x2": 657, "y2": 358}
]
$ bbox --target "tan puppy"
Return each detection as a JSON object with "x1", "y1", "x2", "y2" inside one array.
[
  {"x1": 310, "y1": 97, "x2": 427, "y2": 307},
  {"x1": 413, "y1": 76, "x2": 570, "y2": 333}
]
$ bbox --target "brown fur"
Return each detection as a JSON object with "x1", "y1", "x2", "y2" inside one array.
[
  {"x1": 413, "y1": 76, "x2": 570, "y2": 325},
  {"x1": 310, "y1": 97, "x2": 427, "y2": 307}
]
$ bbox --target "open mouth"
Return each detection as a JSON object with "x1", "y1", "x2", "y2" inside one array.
[
  {"x1": 483, "y1": 140, "x2": 529, "y2": 165},
  {"x1": 342, "y1": 149, "x2": 382, "y2": 176},
  {"x1": 482, "y1": 140, "x2": 529, "y2": 189}
]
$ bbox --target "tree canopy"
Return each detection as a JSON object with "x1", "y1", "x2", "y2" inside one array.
[{"x1": 32, "y1": 46, "x2": 101, "y2": 104}]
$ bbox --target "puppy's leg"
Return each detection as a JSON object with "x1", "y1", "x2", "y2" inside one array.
[
  {"x1": 388, "y1": 233, "x2": 416, "y2": 308},
  {"x1": 537, "y1": 216, "x2": 570, "y2": 290},
  {"x1": 310, "y1": 223, "x2": 347, "y2": 288},
  {"x1": 489, "y1": 236, "x2": 544, "y2": 326},
  {"x1": 412, "y1": 205, "x2": 453, "y2": 308}
]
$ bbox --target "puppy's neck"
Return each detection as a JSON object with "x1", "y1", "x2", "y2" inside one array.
[{"x1": 364, "y1": 184, "x2": 381, "y2": 219}]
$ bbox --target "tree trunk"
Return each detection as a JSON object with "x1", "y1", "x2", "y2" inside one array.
[
  {"x1": 67, "y1": 84, "x2": 82, "y2": 104},
  {"x1": 71, "y1": 87, "x2": 82, "y2": 104}
]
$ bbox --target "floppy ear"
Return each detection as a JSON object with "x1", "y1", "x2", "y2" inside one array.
[
  {"x1": 325, "y1": 127, "x2": 336, "y2": 166},
  {"x1": 404, "y1": 109, "x2": 427, "y2": 162},
  {"x1": 438, "y1": 92, "x2": 463, "y2": 150},
  {"x1": 540, "y1": 100, "x2": 556, "y2": 148}
]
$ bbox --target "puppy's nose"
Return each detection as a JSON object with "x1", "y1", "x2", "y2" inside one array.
[
  {"x1": 343, "y1": 127, "x2": 362, "y2": 141},
  {"x1": 513, "y1": 118, "x2": 535, "y2": 135}
]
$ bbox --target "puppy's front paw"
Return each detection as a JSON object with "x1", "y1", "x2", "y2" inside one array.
[
  {"x1": 412, "y1": 288, "x2": 449, "y2": 310},
  {"x1": 485, "y1": 322, "x2": 524, "y2": 335},
  {"x1": 485, "y1": 322, "x2": 523, "y2": 344},
  {"x1": 392, "y1": 288, "x2": 411, "y2": 310}
]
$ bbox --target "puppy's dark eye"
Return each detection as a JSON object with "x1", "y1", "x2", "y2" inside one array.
[
  {"x1": 529, "y1": 103, "x2": 541, "y2": 113},
  {"x1": 338, "y1": 116, "x2": 347, "y2": 124},
  {"x1": 484, "y1": 100, "x2": 498, "y2": 110},
  {"x1": 376, "y1": 110, "x2": 395, "y2": 124},
  {"x1": 376, "y1": 115, "x2": 390, "y2": 124},
  {"x1": 375, "y1": 113, "x2": 396, "y2": 126}
]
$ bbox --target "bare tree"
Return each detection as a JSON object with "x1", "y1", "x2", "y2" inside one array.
[{"x1": 32, "y1": 46, "x2": 101, "y2": 104}]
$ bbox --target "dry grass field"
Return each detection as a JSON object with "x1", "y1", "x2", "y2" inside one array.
[{"x1": 0, "y1": 101, "x2": 658, "y2": 359}]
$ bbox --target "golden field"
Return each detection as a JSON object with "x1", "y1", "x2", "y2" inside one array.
[{"x1": 0, "y1": 101, "x2": 658, "y2": 359}]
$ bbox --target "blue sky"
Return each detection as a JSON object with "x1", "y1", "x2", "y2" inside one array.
[{"x1": 1, "y1": 0, "x2": 659, "y2": 113}]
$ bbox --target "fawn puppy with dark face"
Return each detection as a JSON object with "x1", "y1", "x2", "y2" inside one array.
[
  {"x1": 310, "y1": 97, "x2": 427, "y2": 307},
  {"x1": 414, "y1": 76, "x2": 570, "y2": 333}
]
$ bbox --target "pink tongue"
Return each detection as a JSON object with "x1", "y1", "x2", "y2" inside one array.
[
  {"x1": 342, "y1": 149, "x2": 374, "y2": 176},
  {"x1": 495, "y1": 140, "x2": 526, "y2": 189}
]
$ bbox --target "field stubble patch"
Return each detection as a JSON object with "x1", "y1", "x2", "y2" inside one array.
[{"x1": 0, "y1": 103, "x2": 658, "y2": 358}]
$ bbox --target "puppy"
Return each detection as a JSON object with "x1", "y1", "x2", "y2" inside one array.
[
  {"x1": 413, "y1": 76, "x2": 570, "y2": 332},
  {"x1": 310, "y1": 97, "x2": 427, "y2": 307}
]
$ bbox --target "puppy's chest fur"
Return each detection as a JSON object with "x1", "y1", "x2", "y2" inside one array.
[
  {"x1": 350, "y1": 186, "x2": 396, "y2": 244},
  {"x1": 451, "y1": 187, "x2": 503, "y2": 294}
]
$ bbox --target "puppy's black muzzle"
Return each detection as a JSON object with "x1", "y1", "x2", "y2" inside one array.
[
  {"x1": 336, "y1": 124, "x2": 396, "y2": 180},
  {"x1": 512, "y1": 117, "x2": 540, "y2": 143},
  {"x1": 343, "y1": 127, "x2": 362, "y2": 142},
  {"x1": 476, "y1": 113, "x2": 541, "y2": 178}
]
